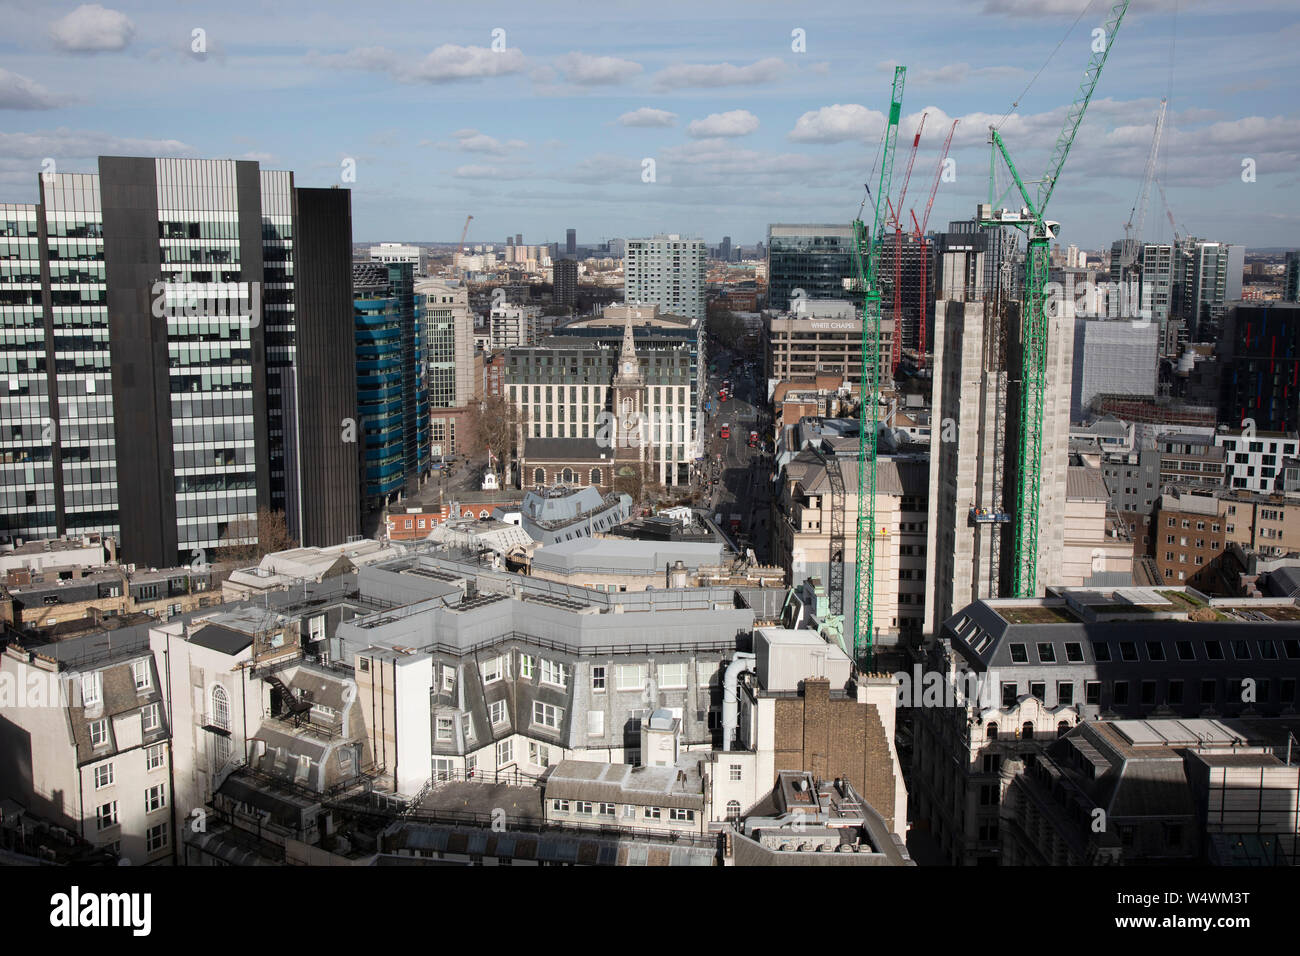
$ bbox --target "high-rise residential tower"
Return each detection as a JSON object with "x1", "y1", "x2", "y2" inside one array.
[{"x1": 623, "y1": 235, "x2": 706, "y2": 321}]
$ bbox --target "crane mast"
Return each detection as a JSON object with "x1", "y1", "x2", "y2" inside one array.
[
  {"x1": 1121, "y1": 97, "x2": 1168, "y2": 272},
  {"x1": 911, "y1": 118, "x2": 957, "y2": 369},
  {"x1": 978, "y1": 0, "x2": 1130, "y2": 597},
  {"x1": 851, "y1": 65, "x2": 905, "y2": 668}
]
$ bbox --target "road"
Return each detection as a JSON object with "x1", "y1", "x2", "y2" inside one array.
[{"x1": 698, "y1": 347, "x2": 773, "y2": 562}]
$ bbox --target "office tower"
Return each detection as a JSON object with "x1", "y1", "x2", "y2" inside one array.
[
  {"x1": 416, "y1": 280, "x2": 474, "y2": 408},
  {"x1": 552, "y1": 258, "x2": 578, "y2": 306},
  {"x1": 565, "y1": 228, "x2": 576, "y2": 256},
  {"x1": 879, "y1": 232, "x2": 931, "y2": 355},
  {"x1": 0, "y1": 158, "x2": 357, "y2": 567},
  {"x1": 1219, "y1": 302, "x2": 1300, "y2": 433},
  {"x1": 720, "y1": 236, "x2": 731, "y2": 262},
  {"x1": 1070, "y1": 319, "x2": 1159, "y2": 421},
  {"x1": 765, "y1": 224, "x2": 854, "y2": 312},
  {"x1": 353, "y1": 261, "x2": 428, "y2": 511},
  {"x1": 515, "y1": 233, "x2": 523, "y2": 248},
  {"x1": 623, "y1": 234, "x2": 706, "y2": 321},
  {"x1": 1285, "y1": 251, "x2": 1300, "y2": 302}
]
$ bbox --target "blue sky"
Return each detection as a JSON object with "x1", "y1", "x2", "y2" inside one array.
[{"x1": 2, "y1": 0, "x2": 1298, "y2": 250}]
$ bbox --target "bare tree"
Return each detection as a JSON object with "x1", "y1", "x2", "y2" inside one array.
[
  {"x1": 467, "y1": 395, "x2": 528, "y2": 482},
  {"x1": 215, "y1": 506, "x2": 298, "y2": 564}
]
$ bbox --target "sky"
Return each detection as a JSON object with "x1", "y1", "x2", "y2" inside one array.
[{"x1": 1, "y1": 0, "x2": 1298, "y2": 251}]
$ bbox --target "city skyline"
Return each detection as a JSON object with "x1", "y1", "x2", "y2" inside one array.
[{"x1": 1, "y1": 0, "x2": 1297, "y2": 250}]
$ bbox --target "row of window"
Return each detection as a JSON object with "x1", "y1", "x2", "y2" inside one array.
[
  {"x1": 89, "y1": 703, "x2": 163, "y2": 747},
  {"x1": 1007, "y1": 637, "x2": 1300, "y2": 665},
  {"x1": 997, "y1": 675, "x2": 1299, "y2": 711}
]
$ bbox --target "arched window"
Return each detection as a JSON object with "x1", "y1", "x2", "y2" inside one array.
[
  {"x1": 212, "y1": 685, "x2": 230, "y2": 730},
  {"x1": 590, "y1": 468, "x2": 602, "y2": 485},
  {"x1": 561, "y1": 467, "x2": 575, "y2": 483},
  {"x1": 479, "y1": 509, "x2": 489, "y2": 519},
  {"x1": 1057, "y1": 720, "x2": 1071, "y2": 738},
  {"x1": 726, "y1": 800, "x2": 741, "y2": 822},
  {"x1": 986, "y1": 723, "x2": 998, "y2": 741},
  {"x1": 534, "y1": 467, "x2": 545, "y2": 485},
  {"x1": 1022, "y1": 721, "x2": 1034, "y2": 740},
  {"x1": 211, "y1": 684, "x2": 232, "y2": 765}
]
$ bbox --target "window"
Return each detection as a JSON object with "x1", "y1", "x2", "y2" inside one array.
[
  {"x1": 481, "y1": 656, "x2": 503, "y2": 683},
  {"x1": 588, "y1": 710, "x2": 604, "y2": 736},
  {"x1": 436, "y1": 717, "x2": 454, "y2": 742},
  {"x1": 1205, "y1": 641, "x2": 1224, "y2": 661},
  {"x1": 529, "y1": 742, "x2": 550, "y2": 768},
  {"x1": 442, "y1": 666, "x2": 455, "y2": 692},
  {"x1": 599, "y1": 802, "x2": 615, "y2": 816},
  {"x1": 726, "y1": 800, "x2": 742, "y2": 821},
  {"x1": 131, "y1": 660, "x2": 151, "y2": 691},
  {"x1": 82, "y1": 672, "x2": 102, "y2": 708},
  {"x1": 146, "y1": 822, "x2": 168, "y2": 853},
  {"x1": 96, "y1": 801, "x2": 118, "y2": 831},
  {"x1": 142, "y1": 703, "x2": 162, "y2": 733},
  {"x1": 1113, "y1": 681, "x2": 1130, "y2": 706},
  {"x1": 489, "y1": 700, "x2": 507, "y2": 726},
  {"x1": 591, "y1": 666, "x2": 606, "y2": 692},
  {"x1": 540, "y1": 659, "x2": 568, "y2": 688},
  {"x1": 1029, "y1": 681, "x2": 1046, "y2": 701},
  {"x1": 1001, "y1": 683, "x2": 1017, "y2": 707},
  {"x1": 89, "y1": 719, "x2": 109, "y2": 748},
  {"x1": 1057, "y1": 682, "x2": 1074, "y2": 706},
  {"x1": 1140, "y1": 681, "x2": 1157, "y2": 706},
  {"x1": 669, "y1": 808, "x2": 694, "y2": 822},
  {"x1": 1118, "y1": 642, "x2": 1139, "y2": 662},
  {"x1": 1092, "y1": 642, "x2": 1111, "y2": 662},
  {"x1": 616, "y1": 664, "x2": 646, "y2": 691},
  {"x1": 1176, "y1": 641, "x2": 1195, "y2": 661},
  {"x1": 1085, "y1": 681, "x2": 1102, "y2": 705},
  {"x1": 1037, "y1": 643, "x2": 1056, "y2": 663},
  {"x1": 1200, "y1": 679, "x2": 1216, "y2": 703},
  {"x1": 574, "y1": 800, "x2": 593, "y2": 814},
  {"x1": 94, "y1": 763, "x2": 114, "y2": 789},
  {"x1": 1009, "y1": 643, "x2": 1028, "y2": 663},
  {"x1": 1168, "y1": 680, "x2": 1184, "y2": 705},
  {"x1": 520, "y1": 655, "x2": 535, "y2": 679},
  {"x1": 146, "y1": 744, "x2": 165, "y2": 772},
  {"x1": 1064, "y1": 642, "x2": 1084, "y2": 663},
  {"x1": 1146, "y1": 641, "x2": 1166, "y2": 662},
  {"x1": 145, "y1": 784, "x2": 166, "y2": 813},
  {"x1": 211, "y1": 685, "x2": 230, "y2": 731},
  {"x1": 532, "y1": 701, "x2": 562, "y2": 730},
  {"x1": 658, "y1": 661, "x2": 687, "y2": 689},
  {"x1": 552, "y1": 799, "x2": 570, "y2": 812},
  {"x1": 496, "y1": 739, "x2": 513, "y2": 766},
  {"x1": 643, "y1": 806, "x2": 661, "y2": 820},
  {"x1": 729, "y1": 764, "x2": 742, "y2": 782}
]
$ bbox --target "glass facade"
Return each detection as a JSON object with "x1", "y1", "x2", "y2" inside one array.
[
  {"x1": 354, "y1": 261, "x2": 428, "y2": 510},
  {"x1": 766, "y1": 224, "x2": 855, "y2": 312},
  {"x1": 0, "y1": 203, "x2": 59, "y2": 539},
  {"x1": 154, "y1": 159, "x2": 260, "y2": 561}
]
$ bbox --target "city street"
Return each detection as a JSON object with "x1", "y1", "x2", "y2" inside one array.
[{"x1": 699, "y1": 347, "x2": 772, "y2": 561}]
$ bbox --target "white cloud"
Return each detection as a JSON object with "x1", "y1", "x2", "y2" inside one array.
[
  {"x1": 557, "y1": 52, "x2": 642, "y2": 85},
  {"x1": 0, "y1": 128, "x2": 195, "y2": 161},
  {"x1": 49, "y1": 4, "x2": 134, "y2": 53},
  {"x1": 0, "y1": 69, "x2": 67, "y2": 110},
  {"x1": 435, "y1": 128, "x2": 527, "y2": 154},
  {"x1": 687, "y1": 110, "x2": 759, "y2": 139},
  {"x1": 788, "y1": 104, "x2": 885, "y2": 144},
  {"x1": 982, "y1": 0, "x2": 1195, "y2": 15},
  {"x1": 618, "y1": 108, "x2": 677, "y2": 128},
  {"x1": 653, "y1": 57, "x2": 786, "y2": 90},
  {"x1": 315, "y1": 44, "x2": 527, "y2": 83}
]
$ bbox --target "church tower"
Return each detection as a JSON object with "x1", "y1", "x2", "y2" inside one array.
[{"x1": 611, "y1": 314, "x2": 647, "y2": 490}]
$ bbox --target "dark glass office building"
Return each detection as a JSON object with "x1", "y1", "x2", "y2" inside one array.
[
  {"x1": 0, "y1": 157, "x2": 358, "y2": 567},
  {"x1": 353, "y1": 261, "x2": 429, "y2": 512},
  {"x1": 766, "y1": 223, "x2": 855, "y2": 312}
]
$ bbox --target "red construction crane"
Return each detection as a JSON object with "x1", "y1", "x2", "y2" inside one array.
[
  {"x1": 908, "y1": 118, "x2": 957, "y2": 369},
  {"x1": 887, "y1": 113, "x2": 925, "y2": 378}
]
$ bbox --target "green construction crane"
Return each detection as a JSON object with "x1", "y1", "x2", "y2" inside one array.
[
  {"x1": 851, "y1": 64, "x2": 905, "y2": 668},
  {"x1": 979, "y1": 0, "x2": 1130, "y2": 597}
]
